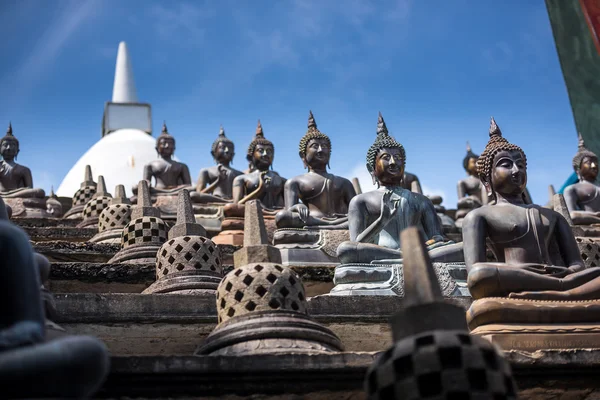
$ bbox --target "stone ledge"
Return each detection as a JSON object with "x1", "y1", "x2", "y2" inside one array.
[
  {"x1": 35, "y1": 241, "x2": 120, "y2": 263},
  {"x1": 54, "y1": 293, "x2": 473, "y2": 323},
  {"x1": 94, "y1": 351, "x2": 600, "y2": 398}
]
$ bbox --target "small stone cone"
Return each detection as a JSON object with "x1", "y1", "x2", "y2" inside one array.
[
  {"x1": 389, "y1": 227, "x2": 467, "y2": 341},
  {"x1": 168, "y1": 189, "x2": 206, "y2": 239},
  {"x1": 553, "y1": 193, "x2": 575, "y2": 226},
  {"x1": 111, "y1": 185, "x2": 131, "y2": 205},
  {"x1": 244, "y1": 200, "x2": 269, "y2": 247},
  {"x1": 131, "y1": 180, "x2": 160, "y2": 219},
  {"x1": 92, "y1": 176, "x2": 112, "y2": 199},
  {"x1": 49, "y1": 186, "x2": 57, "y2": 199},
  {"x1": 82, "y1": 165, "x2": 96, "y2": 187}
]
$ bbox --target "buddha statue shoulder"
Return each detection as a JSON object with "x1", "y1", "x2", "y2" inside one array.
[
  {"x1": 195, "y1": 125, "x2": 242, "y2": 202},
  {"x1": 563, "y1": 133, "x2": 600, "y2": 225},
  {"x1": 402, "y1": 171, "x2": 423, "y2": 194},
  {"x1": 463, "y1": 118, "x2": 600, "y2": 301},
  {"x1": 140, "y1": 122, "x2": 193, "y2": 195},
  {"x1": 275, "y1": 111, "x2": 356, "y2": 229},
  {"x1": 0, "y1": 123, "x2": 44, "y2": 199},
  {"x1": 336, "y1": 113, "x2": 462, "y2": 265},
  {"x1": 232, "y1": 120, "x2": 285, "y2": 211}
]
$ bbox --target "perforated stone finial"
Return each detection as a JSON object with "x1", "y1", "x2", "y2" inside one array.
[
  {"x1": 131, "y1": 180, "x2": 160, "y2": 219},
  {"x1": 216, "y1": 263, "x2": 306, "y2": 324},
  {"x1": 111, "y1": 185, "x2": 130, "y2": 205},
  {"x1": 82, "y1": 165, "x2": 95, "y2": 187},
  {"x1": 168, "y1": 189, "x2": 206, "y2": 239},
  {"x1": 244, "y1": 200, "x2": 268, "y2": 246},
  {"x1": 92, "y1": 176, "x2": 112, "y2": 199}
]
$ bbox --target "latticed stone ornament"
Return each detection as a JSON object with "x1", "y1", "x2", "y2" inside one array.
[
  {"x1": 78, "y1": 175, "x2": 112, "y2": 228},
  {"x1": 196, "y1": 262, "x2": 344, "y2": 355},
  {"x1": 63, "y1": 165, "x2": 97, "y2": 219},
  {"x1": 144, "y1": 190, "x2": 222, "y2": 294},
  {"x1": 575, "y1": 237, "x2": 600, "y2": 269},
  {"x1": 364, "y1": 228, "x2": 516, "y2": 400},
  {"x1": 109, "y1": 180, "x2": 167, "y2": 264},
  {"x1": 90, "y1": 185, "x2": 132, "y2": 244}
]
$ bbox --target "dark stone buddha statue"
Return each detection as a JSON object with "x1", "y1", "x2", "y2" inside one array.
[
  {"x1": 336, "y1": 113, "x2": 462, "y2": 265},
  {"x1": 195, "y1": 125, "x2": 243, "y2": 202},
  {"x1": 142, "y1": 122, "x2": 193, "y2": 195},
  {"x1": 563, "y1": 133, "x2": 600, "y2": 225},
  {"x1": 456, "y1": 142, "x2": 487, "y2": 221},
  {"x1": 401, "y1": 171, "x2": 422, "y2": 193},
  {"x1": 0, "y1": 196, "x2": 109, "y2": 397},
  {"x1": 231, "y1": 120, "x2": 285, "y2": 211},
  {"x1": 275, "y1": 111, "x2": 356, "y2": 229},
  {"x1": 463, "y1": 118, "x2": 600, "y2": 301},
  {"x1": 0, "y1": 123, "x2": 43, "y2": 199}
]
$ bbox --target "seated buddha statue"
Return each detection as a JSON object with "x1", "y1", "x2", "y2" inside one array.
[
  {"x1": 457, "y1": 141, "x2": 486, "y2": 214},
  {"x1": 464, "y1": 118, "x2": 600, "y2": 301},
  {"x1": 563, "y1": 133, "x2": 600, "y2": 225},
  {"x1": 401, "y1": 171, "x2": 422, "y2": 194},
  {"x1": 275, "y1": 111, "x2": 356, "y2": 229},
  {"x1": 0, "y1": 123, "x2": 54, "y2": 218},
  {"x1": 336, "y1": 113, "x2": 462, "y2": 265},
  {"x1": 231, "y1": 120, "x2": 285, "y2": 211},
  {"x1": 195, "y1": 125, "x2": 242, "y2": 203}
]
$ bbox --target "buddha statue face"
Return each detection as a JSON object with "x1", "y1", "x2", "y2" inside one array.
[
  {"x1": 374, "y1": 147, "x2": 405, "y2": 187},
  {"x1": 488, "y1": 149, "x2": 527, "y2": 198},
  {"x1": 213, "y1": 141, "x2": 234, "y2": 164},
  {"x1": 304, "y1": 138, "x2": 330, "y2": 169},
  {"x1": 252, "y1": 143, "x2": 274, "y2": 171},
  {"x1": 579, "y1": 155, "x2": 599, "y2": 182},
  {"x1": 156, "y1": 136, "x2": 175, "y2": 158},
  {"x1": 466, "y1": 157, "x2": 478, "y2": 176},
  {"x1": 0, "y1": 137, "x2": 19, "y2": 161}
]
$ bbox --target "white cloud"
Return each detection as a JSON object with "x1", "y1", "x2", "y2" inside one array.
[{"x1": 149, "y1": 2, "x2": 215, "y2": 47}]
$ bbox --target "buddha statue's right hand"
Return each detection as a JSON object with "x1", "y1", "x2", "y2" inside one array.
[
  {"x1": 380, "y1": 190, "x2": 399, "y2": 221},
  {"x1": 290, "y1": 203, "x2": 309, "y2": 223}
]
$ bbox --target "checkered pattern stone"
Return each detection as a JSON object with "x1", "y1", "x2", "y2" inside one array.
[
  {"x1": 576, "y1": 237, "x2": 600, "y2": 269},
  {"x1": 121, "y1": 216, "x2": 168, "y2": 248},
  {"x1": 365, "y1": 330, "x2": 517, "y2": 400},
  {"x1": 72, "y1": 185, "x2": 96, "y2": 207},
  {"x1": 83, "y1": 196, "x2": 112, "y2": 219},
  {"x1": 216, "y1": 263, "x2": 307, "y2": 324},
  {"x1": 157, "y1": 236, "x2": 222, "y2": 279},
  {"x1": 99, "y1": 204, "x2": 132, "y2": 232}
]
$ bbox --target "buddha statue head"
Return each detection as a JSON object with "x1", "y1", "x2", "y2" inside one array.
[
  {"x1": 155, "y1": 122, "x2": 175, "y2": 159},
  {"x1": 298, "y1": 111, "x2": 332, "y2": 170},
  {"x1": 463, "y1": 142, "x2": 479, "y2": 176},
  {"x1": 366, "y1": 113, "x2": 406, "y2": 187},
  {"x1": 211, "y1": 125, "x2": 235, "y2": 165},
  {"x1": 572, "y1": 132, "x2": 598, "y2": 182},
  {"x1": 477, "y1": 117, "x2": 527, "y2": 203},
  {"x1": 246, "y1": 120, "x2": 274, "y2": 171},
  {"x1": 1, "y1": 122, "x2": 19, "y2": 162}
]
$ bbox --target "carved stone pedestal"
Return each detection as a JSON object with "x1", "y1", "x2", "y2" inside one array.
[
  {"x1": 330, "y1": 262, "x2": 467, "y2": 296},
  {"x1": 274, "y1": 228, "x2": 349, "y2": 267},
  {"x1": 3, "y1": 197, "x2": 54, "y2": 218}
]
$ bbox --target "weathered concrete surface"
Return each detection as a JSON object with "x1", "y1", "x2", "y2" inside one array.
[
  {"x1": 25, "y1": 226, "x2": 98, "y2": 242},
  {"x1": 34, "y1": 241, "x2": 120, "y2": 262},
  {"x1": 14, "y1": 217, "x2": 80, "y2": 228},
  {"x1": 91, "y1": 352, "x2": 600, "y2": 398}
]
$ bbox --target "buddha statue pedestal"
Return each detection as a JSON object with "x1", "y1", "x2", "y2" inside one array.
[
  {"x1": 273, "y1": 228, "x2": 349, "y2": 267},
  {"x1": 468, "y1": 298, "x2": 600, "y2": 351},
  {"x1": 329, "y1": 261, "x2": 467, "y2": 296},
  {"x1": 212, "y1": 204, "x2": 277, "y2": 246},
  {"x1": 3, "y1": 196, "x2": 54, "y2": 218}
]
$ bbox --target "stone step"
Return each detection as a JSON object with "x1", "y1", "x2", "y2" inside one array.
[
  {"x1": 94, "y1": 352, "x2": 600, "y2": 398},
  {"x1": 55, "y1": 294, "x2": 472, "y2": 356}
]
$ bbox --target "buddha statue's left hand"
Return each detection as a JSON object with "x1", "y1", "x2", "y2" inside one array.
[{"x1": 290, "y1": 203, "x2": 309, "y2": 222}]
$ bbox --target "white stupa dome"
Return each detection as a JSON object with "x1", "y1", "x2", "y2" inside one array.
[{"x1": 56, "y1": 129, "x2": 157, "y2": 197}]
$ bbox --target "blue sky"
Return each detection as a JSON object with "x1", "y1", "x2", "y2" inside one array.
[{"x1": 0, "y1": 0, "x2": 580, "y2": 207}]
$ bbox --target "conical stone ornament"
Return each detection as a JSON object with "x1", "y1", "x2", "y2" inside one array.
[
  {"x1": 196, "y1": 259, "x2": 343, "y2": 355},
  {"x1": 108, "y1": 180, "x2": 167, "y2": 264},
  {"x1": 63, "y1": 165, "x2": 97, "y2": 220},
  {"x1": 144, "y1": 190, "x2": 222, "y2": 294},
  {"x1": 79, "y1": 176, "x2": 113, "y2": 228},
  {"x1": 364, "y1": 227, "x2": 517, "y2": 400},
  {"x1": 90, "y1": 185, "x2": 133, "y2": 244}
]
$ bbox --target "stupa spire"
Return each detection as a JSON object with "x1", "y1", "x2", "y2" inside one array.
[{"x1": 112, "y1": 41, "x2": 139, "y2": 103}]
